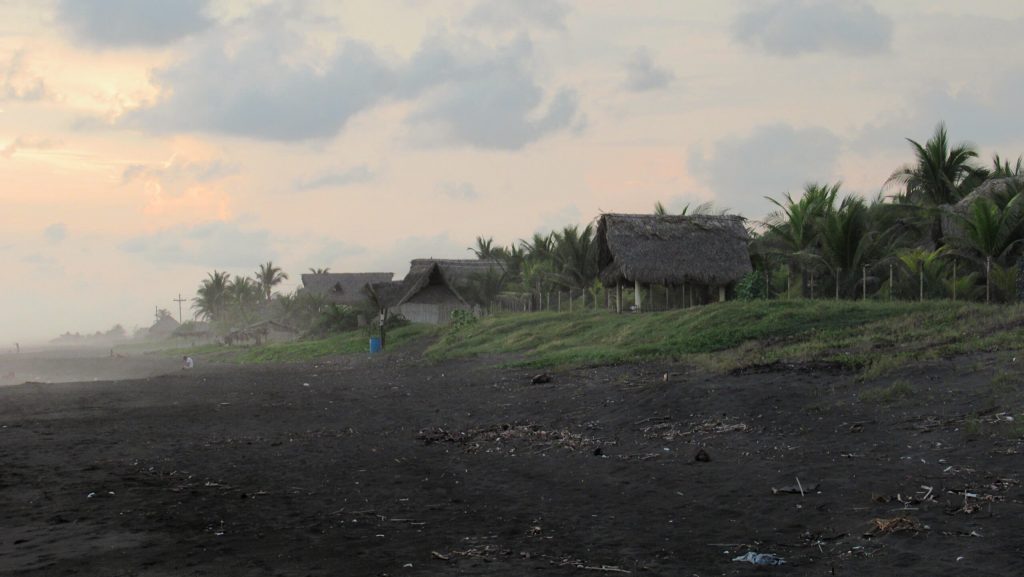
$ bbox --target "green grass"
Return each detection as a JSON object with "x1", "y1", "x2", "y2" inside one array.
[
  {"x1": 425, "y1": 300, "x2": 1024, "y2": 374},
  {"x1": 139, "y1": 300, "x2": 1024, "y2": 374}
]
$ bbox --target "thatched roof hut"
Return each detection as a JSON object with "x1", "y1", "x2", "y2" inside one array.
[
  {"x1": 300, "y1": 272, "x2": 394, "y2": 306},
  {"x1": 369, "y1": 262, "x2": 471, "y2": 324},
  {"x1": 942, "y1": 177, "x2": 1024, "y2": 240},
  {"x1": 224, "y1": 320, "x2": 298, "y2": 346},
  {"x1": 596, "y1": 213, "x2": 752, "y2": 287},
  {"x1": 407, "y1": 259, "x2": 503, "y2": 285}
]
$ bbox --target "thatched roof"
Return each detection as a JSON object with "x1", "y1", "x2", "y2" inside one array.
[
  {"x1": 596, "y1": 213, "x2": 752, "y2": 286},
  {"x1": 370, "y1": 262, "x2": 469, "y2": 309},
  {"x1": 301, "y1": 272, "x2": 394, "y2": 305},
  {"x1": 148, "y1": 315, "x2": 180, "y2": 337},
  {"x1": 366, "y1": 281, "x2": 408, "y2": 309},
  {"x1": 942, "y1": 177, "x2": 1024, "y2": 239},
  {"x1": 407, "y1": 259, "x2": 503, "y2": 285}
]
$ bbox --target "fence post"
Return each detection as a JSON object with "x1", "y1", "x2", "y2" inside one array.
[
  {"x1": 835, "y1": 268, "x2": 841, "y2": 300},
  {"x1": 919, "y1": 262, "x2": 924, "y2": 302},
  {"x1": 862, "y1": 265, "x2": 867, "y2": 300},
  {"x1": 952, "y1": 260, "x2": 957, "y2": 301},
  {"x1": 986, "y1": 256, "x2": 991, "y2": 303}
]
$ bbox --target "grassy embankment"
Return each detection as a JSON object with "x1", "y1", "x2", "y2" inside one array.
[
  {"x1": 426, "y1": 299, "x2": 1024, "y2": 375},
  {"x1": 149, "y1": 300, "x2": 1024, "y2": 375}
]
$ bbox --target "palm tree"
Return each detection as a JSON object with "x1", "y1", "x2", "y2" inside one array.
[
  {"x1": 551, "y1": 224, "x2": 597, "y2": 290},
  {"x1": 886, "y1": 122, "x2": 987, "y2": 247},
  {"x1": 817, "y1": 194, "x2": 896, "y2": 298},
  {"x1": 255, "y1": 261, "x2": 289, "y2": 302},
  {"x1": 468, "y1": 236, "x2": 506, "y2": 260},
  {"x1": 763, "y1": 183, "x2": 840, "y2": 296},
  {"x1": 308, "y1": 267, "x2": 331, "y2": 274},
  {"x1": 947, "y1": 195, "x2": 1024, "y2": 268},
  {"x1": 991, "y1": 154, "x2": 1024, "y2": 178},
  {"x1": 193, "y1": 270, "x2": 230, "y2": 321},
  {"x1": 653, "y1": 201, "x2": 722, "y2": 215}
]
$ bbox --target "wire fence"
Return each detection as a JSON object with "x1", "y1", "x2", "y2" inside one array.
[{"x1": 483, "y1": 259, "x2": 1024, "y2": 315}]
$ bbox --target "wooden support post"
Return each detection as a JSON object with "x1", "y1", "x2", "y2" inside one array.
[
  {"x1": 836, "y1": 268, "x2": 841, "y2": 300},
  {"x1": 616, "y1": 282, "x2": 622, "y2": 313},
  {"x1": 634, "y1": 279, "x2": 642, "y2": 311},
  {"x1": 718, "y1": 285, "x2": 726, "y2": 303},
  {"x1": 889, "y1": 264, "x2": 893, "y2": 301}
]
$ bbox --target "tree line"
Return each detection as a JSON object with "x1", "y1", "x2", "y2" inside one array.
[
  {"x1": 187, "y1": 121, "x2": 1024, "y2": 338},
  {"x1": 466, "y1": 122, "x2": 1024, "y2": 305}
]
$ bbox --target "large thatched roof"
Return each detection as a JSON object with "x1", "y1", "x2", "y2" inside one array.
[
  {"x1": 596, "y1": 213, "x2": 752, "y2": 287},
  {"x1": 368, "y1": 263, "x2": 468, "y2": 309},
  {"x1": 407, "y1": 259, "x2": 503, "y2": 285},
  {"x1": 942, "y1": 177, "x2": 1024, "y2": 240},
  {"x1": 301, "y1": 272, "x2": 394, "y2": 305}
]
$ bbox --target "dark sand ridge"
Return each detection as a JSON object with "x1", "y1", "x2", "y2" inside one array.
[{"x1": 0, "y1": 348, "x2": 1022, "y2": 575}]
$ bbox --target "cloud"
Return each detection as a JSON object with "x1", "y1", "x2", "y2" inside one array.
[
  {"x1": 56, "y1": 0, "x2": 212, "y2": 47},
  {"x1": 126, "y1": 38, "x2": 394, "y2": 141},
  {"x1": 464, "y1": 0, "x2": 570, "y2": 31},
  {"x1": 689, "y1": 124, "x2": 842, "y2": 217},
  {"x1": 0, "y1": 136, "x2": 60, "y2": 159},
  {"x1": 733, "y1": 0, "x2": 892, "y2": 57},
  {"x1": 438, "y1": 181, "x2": 480, "y2": 201},
  {"x1": 120, "y1": 221, "x2": 275, "y2": 267},
  {"x1": 43, "y1": 223, "x2": 67, "y2": 243},
  {"x1": 294, "y1": 165, "x2": 374, "y2": 191},
  {"x1": 2, "y1": 51, "x2": 47, "y2": 101},
  {"x1": 121, "y1": 21, "x2": 579, "y2": 148},
  {"x1": 623, "y1": 48, "x2": 674, "y2": 92},
  {"x1": 121, "y1": 155, "x2": 236, "y2": 195},
  {"x1": 406, "y1": 37, "x2": 581, "y2": 150},
  {"x1": 855, "y1": 75, "x2": 1024, "y2": 155}
]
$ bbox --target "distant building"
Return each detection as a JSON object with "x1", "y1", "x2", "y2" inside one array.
[
  {"x1": 147, "y1": 315, "x2": 180, "y2": 339},
  {"x1": 300, "y1": 272, "x2": 394, "y2": 307},
  {"x1": 368, "y1": 261, "x2": 473, "y2": 325},
  {"x1": 223, "y1": 320, "x2": 299, "y2": 346},
  {"x1": 596, "y1": 213, "x2": 752, "y2": 308}
]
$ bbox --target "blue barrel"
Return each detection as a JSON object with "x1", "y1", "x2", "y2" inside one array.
[{"x1": 369, "y1": 336, "x2": 382, "y2": 353}]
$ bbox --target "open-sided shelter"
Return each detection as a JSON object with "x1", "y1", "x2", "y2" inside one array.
[{"x1": 596, "y1": 213, "x2": 752, "y2": 310}]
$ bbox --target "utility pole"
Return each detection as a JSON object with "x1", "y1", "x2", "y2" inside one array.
[{"x1": 173, "y1": 293, "x2": 187, "y2": 323}]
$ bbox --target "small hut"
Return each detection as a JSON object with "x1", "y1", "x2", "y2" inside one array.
[
  {"x1": 223, "y1": 320, "x2": 299, "y2": 346},
  {"x1": 300, "y1": 272, "x2": 394, "y2": 307},
  {"x1": 596, "y1": 213, "x2": 752, "y2": 310},
  {"x1": 407, "y1": 259, "x2": 503, "y2": 287},
  {"x1": 368, "y1": 262, "x2": 471, "y2": 325},
  {"x1": 147, "y1": 315, "x2": 180, "y2": 339}
]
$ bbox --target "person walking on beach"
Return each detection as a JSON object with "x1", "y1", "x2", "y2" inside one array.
[{"x1": 182, "y1": 355, "x2": 194, "y2": 370}]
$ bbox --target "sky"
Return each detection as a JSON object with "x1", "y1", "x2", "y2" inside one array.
[{"x1": 3, "y1": 0, "x2": 1024, "y2": 344}]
